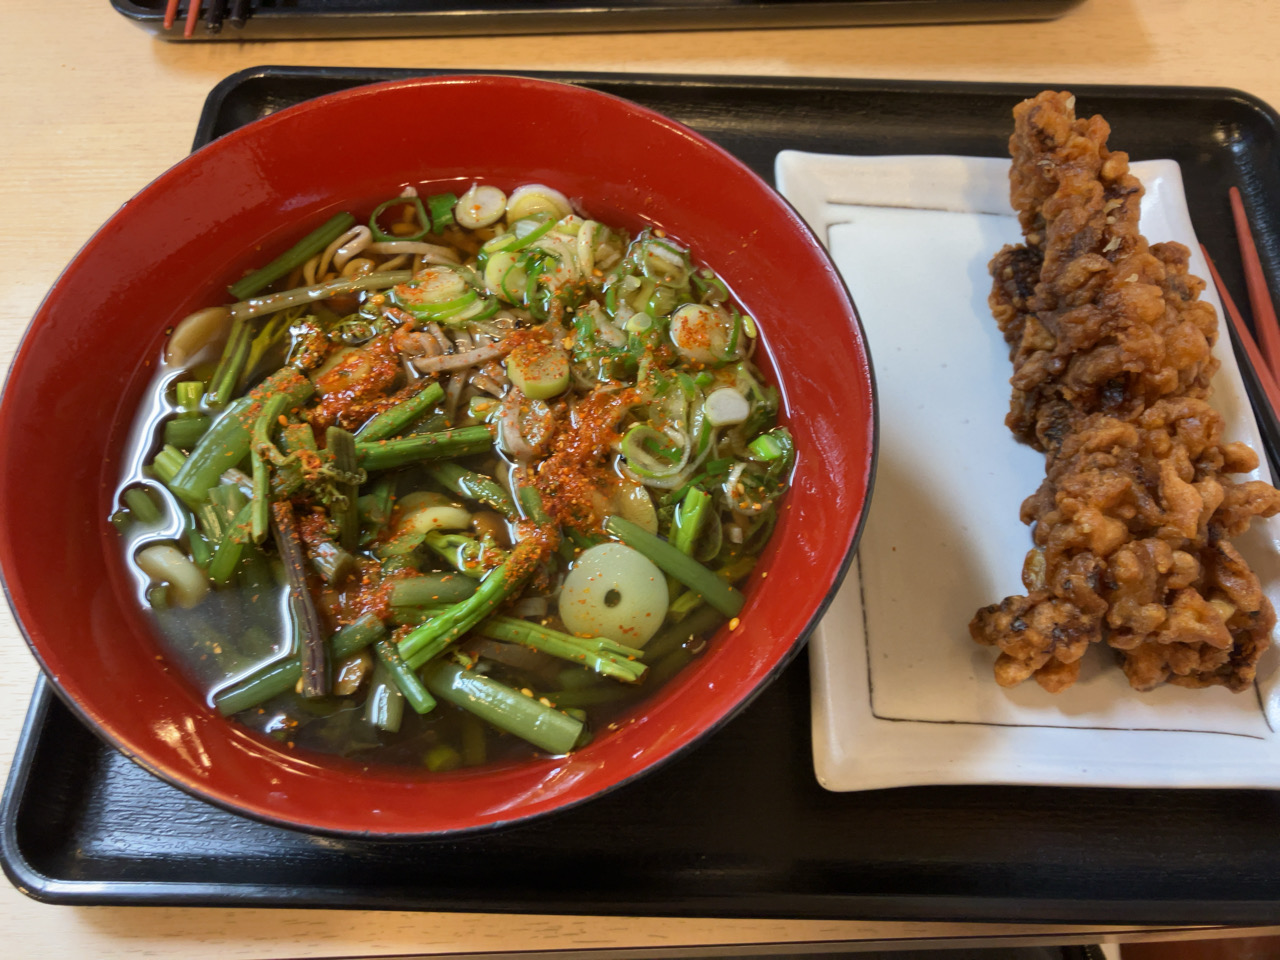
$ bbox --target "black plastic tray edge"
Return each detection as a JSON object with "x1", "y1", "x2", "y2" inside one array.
[
  {"x1": 6, "y1": 69, "x2": 1280, "y2": 924},
  {"x1": 192, "y1": 67, "x2": 1280, "y2": 146},
  {"x1": 0, "y1": 677, "x2": 52, "y2": 903},
  {"x1": 111, "y1": 0, "x2": 1086, "y2": 41},
  {"x1": 6, "y1": 684, "x2": 1280, "y2": 926}
]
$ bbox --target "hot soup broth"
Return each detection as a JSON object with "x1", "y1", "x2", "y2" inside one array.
[{"x1": 114, "y1": 182, "x2": 794, "y2": 770}]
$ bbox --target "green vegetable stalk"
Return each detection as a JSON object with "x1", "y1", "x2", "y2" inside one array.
[
  {"x1": 212, "y1": 614, "x2": 385, "y2": 716},
  {"x1": 604, "y1": 515, "x2": 745, "y2": 617},
  {"x1": 167, "y1": 367, "x2": 314, "y2": 507},
  {"x1": 423, "y1": 659, "x2": 583, "y2": 755},
  {"x1": 398, "y1": 541, "x2": 542, "y2": 670},
  {"x1": 228, "y1": 212, "x2": 357, "y2": 301},
  {"x1": 356, "y1": 425, "x2": 495, "y2": 472},
  {"x1": 476, "y1": 616, "x2": 648, "y2": 684}
]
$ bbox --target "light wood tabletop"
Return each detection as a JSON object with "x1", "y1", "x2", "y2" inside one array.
[{"x1": 3, "y1": 0, "x2": 1280, "y2": 956}]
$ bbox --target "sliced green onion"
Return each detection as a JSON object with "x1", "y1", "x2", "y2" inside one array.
[
  {"x1": 748, "y1": 432, "x2": 786, "y2": 461},
  {"x1": 501, "y1": 262, "x2": 527, "y2": 304},
  {"x1": 524, "y1": 257, "x2": 548, "y2": 313},
  {"x1": 501, "y1": 217, "x2": 556, "y2": 253},
  {"x1": 448, "y1": 296, "x2": 501, "y2": 325},
  {"x1": 370, "y1": 196, "x2": 430, "y2": 242},
  {"x1": 724, "y1": 309, "x2": 743, "y2": 360},
  {"x1": 427, "y1": 192, "x2": 459, "y2": 232},
  {"x1": 391, "y1": 268, "x2": 470, "y2": 318},
  {"x1": 418, "y1": 290, "x2": 478, "y2": 322},
  {"x1": 621, "y1": 424, "x2": 686, "y2": 479},
  {"x1": 505, "y1": 342, "x2": 570, "y2": 400}
]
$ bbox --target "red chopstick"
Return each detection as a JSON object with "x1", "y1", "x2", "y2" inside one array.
[
  {"x1": 185, "y1": 0, "x2": 202, "y2": 38},
  {"x1": 164, "y1": 0, "x2": 180, "y2": 29},
  {"x1": 1229, "y1": 185, "x2": 1280, "y2": 379},
  {"x1": 1202, "y1": 243, "x2": 1280, "y2": 420}
]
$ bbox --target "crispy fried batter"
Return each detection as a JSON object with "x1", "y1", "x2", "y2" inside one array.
[
  {"x1": 971, "y1": 91, "x2": 1280, "y2": 693},
  {"x1": 992, "y1": 91, "x2": 1220, "y2": 449}
]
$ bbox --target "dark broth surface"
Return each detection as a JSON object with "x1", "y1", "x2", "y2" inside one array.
[{"x1": 114, "y1": 181, "x2": 794, "y2": 771}]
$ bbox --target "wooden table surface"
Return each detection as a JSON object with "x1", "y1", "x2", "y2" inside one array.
[{"x1": 3, "y1": 0, "x2": 1280, "y2": 956}]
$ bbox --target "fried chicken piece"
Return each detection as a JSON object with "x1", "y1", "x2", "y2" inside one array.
[
  {"x1": 972, "y1": 400, "x2": 1280, "y2": 690},
  {"x1": 1121, "y1": 538, "x2": 1275, "y2": 693},
  {"x1": 991, "y1": 91, "x2": 1219, "y2": 451},
  {"x1": 971, "y1": 91, "x2": 1280, "y2": 693},
  {"x1": 972, "y1": 590, "x2": 1100, "y2": 690}
]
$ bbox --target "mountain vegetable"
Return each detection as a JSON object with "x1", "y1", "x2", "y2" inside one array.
[{"x1": 119, "y1": 180, "x2": 792, "y2": 770}]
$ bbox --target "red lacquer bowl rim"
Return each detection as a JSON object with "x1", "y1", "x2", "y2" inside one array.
[{"x1": 0, "y1": 74, "x2": 876, "y2": 838}]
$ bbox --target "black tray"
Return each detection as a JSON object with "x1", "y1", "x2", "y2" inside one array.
[
  {"x1": 112, "y1": 0, "x2": 1086, "y2": 41},
  {"x1": 6, "y1": 68, "x2": 1280, "y2": 924}
]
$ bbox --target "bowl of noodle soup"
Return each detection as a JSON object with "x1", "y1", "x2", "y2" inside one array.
[{"x1": 0, "y1": 75, "x2": 874, "y2": 836}]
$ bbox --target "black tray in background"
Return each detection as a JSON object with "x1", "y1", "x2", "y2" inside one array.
[
  {"x1": 112, "y1": 0, "x2": 1086, "y2": 41},
  {"x1": 6, "y1": 68, "x2": 1280, "y2": 924}
]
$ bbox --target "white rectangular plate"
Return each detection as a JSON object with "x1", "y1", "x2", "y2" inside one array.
[{"x1": 776, "y1": 150, "x2": 1280, "y2": 791}]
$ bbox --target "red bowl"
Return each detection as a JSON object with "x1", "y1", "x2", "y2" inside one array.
[{"x1": 0, "y1": 75, "x2": 874, "y2": 837}]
